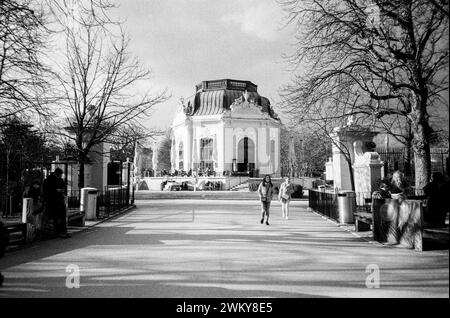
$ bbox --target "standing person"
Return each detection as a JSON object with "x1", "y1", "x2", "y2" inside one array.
[
  {"x1": 23, "y1": 179, "x2": 45, "y2": 239},
  {"x1": 258, "y1": 175, "x2": 274, "y2": 225},
  {"x1": 278, "y1": 176, "x2": 294, "y2": 219},
  {"x1": 372, "y1": 179, "x2": 392, "y2": 199},
  {"x1": 390, "y1": 170, "x2": 409, "y2": 199},
  {"x1": 423, "y1": 172, "x2": 448, "y2": 225},
  {"x1": 43, "y1": 168, "x2": 70, "y2": 238}
]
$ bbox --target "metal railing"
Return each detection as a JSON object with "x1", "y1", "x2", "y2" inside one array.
[
  {"x1": 67, "y1": 190, "x2": 81, "y2": 210},
  {"x1": 0, "y1": 194, "x2": 22, "y2": 218},
  {"x1": 355, "y1": 192, "x2": 372, "y2": 211},
  {"x1": 96, "y1": 186, "x2": 132, "y2": 218},
  {"x1": 308, "y1": 190, "x2": 339, "y2": 221},
  {"x1": 376, "y1": 147, "x2": 448, "y2": 181}
]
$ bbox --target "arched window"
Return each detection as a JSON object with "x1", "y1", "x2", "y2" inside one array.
[{"x1": 200, "y1": 138, "x2": 214, "y2": 170}]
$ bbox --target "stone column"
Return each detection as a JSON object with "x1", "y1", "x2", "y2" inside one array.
[
  {"x1": 325, "y1": 157, "x2": 333, "y2": 181},
  {"x1": 170, "y1": 137, "x2": 176, "y2": 172},
  {"x1": 185, "y1": 119, "x2": 193, "y2": 171}
]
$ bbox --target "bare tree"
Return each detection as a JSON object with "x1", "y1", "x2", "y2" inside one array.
[
  {"x1": 109, "y1": 124, "x2": 162, "y2": 162},
  {"x1": 50, "y1": 2, "x2": 168, "y2": 188},
  {"x1": 0, "y1": 0, "x2": 51, "y2": 120},
  {"x1": 280, "y1": 126, "x2": 331, "y2": 177},
  {"x1": 279, "y1": 0, "x2": 449, "y2": 192},
  {"x1": 157, "y1": 130, "x2": 172, "y2": 172}
]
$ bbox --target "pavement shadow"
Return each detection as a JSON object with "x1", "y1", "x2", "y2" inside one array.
[{"x1": 0, "y1": 202, "x2": 448, "y2": 298}]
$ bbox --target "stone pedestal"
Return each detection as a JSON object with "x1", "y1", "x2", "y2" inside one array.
[
  {"x1": 353, "y1": 141, "x2": 384, "y2": 205},
  {"x1": 331, "y1": 125, "x2": 380, "y2": 191},
  {"x1": 82, "y1": 141, "x2": 110, "y2": 190},
  {"x1": 122, "y1": 159, "x2": 133, "y2": 188}
]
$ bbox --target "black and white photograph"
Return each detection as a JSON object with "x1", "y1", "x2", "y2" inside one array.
[{"x1": 0, "y1": 0, "x2": 448, "y2": 305}]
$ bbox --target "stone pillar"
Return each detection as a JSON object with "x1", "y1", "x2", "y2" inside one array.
[
  {"x1": 170, "y1": 137, "x2": 176, "y2": 172},
  {"x1": 331, "y1": 125, "x2": 379, "y2": 191},
  {"x1": 84, "y1": 141, "x2": 110, "y2": 190},
  {"x1": 353, "y1": 147, "x2": 384, "y2": 206},
  {"x1": 122, "y1": 158, "x2": 133, "y2": 188},
  {"x1": 331, "y1": 141, "x2": 353, "y2": 191},
  {"x1": 83, "y1": 163, "x2": 94, "y2": 189},
  {"x1": 102, "y1": 142, "x2": 110, "y2": 188},
  {"x1": 185, "y1": 119, "x2": 193, "y2": 171},
  {"x1": 192, "y1": 138, "x2": 199, "y2": 171},
  {"x1": 325, "y1": 157, "x2": 334, "y2": 181},
  {"x1": 218, "y1": 123, "x2": 225, "y2": 173}
]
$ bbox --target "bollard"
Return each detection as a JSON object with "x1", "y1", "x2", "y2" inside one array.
[
  {"x1": 22, "y1": 198, "x2": 33, "y2": 224},
  {"x1": 22, "y1": 198, "x2": 35, "y2": 242},
  {"x1": 81, "y1": 188, "x2": 98, "y2": 221}
]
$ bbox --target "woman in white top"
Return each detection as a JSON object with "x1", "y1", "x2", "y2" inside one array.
[{"x1": 278, "y1": 176, "x2": 293, "y2": 219}]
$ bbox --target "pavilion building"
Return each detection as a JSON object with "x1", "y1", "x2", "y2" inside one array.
[{"x1": 170, "y1": 79, "x2": 282, "y2": 176}]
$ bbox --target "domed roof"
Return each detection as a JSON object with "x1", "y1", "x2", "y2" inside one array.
[{"x1": 184, "y1": 79, "x2": 275, "y2": 118}]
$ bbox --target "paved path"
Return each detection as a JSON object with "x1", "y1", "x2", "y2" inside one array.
[{"x1": 0, "y1": 200, "x2": 448, "y2": 298}]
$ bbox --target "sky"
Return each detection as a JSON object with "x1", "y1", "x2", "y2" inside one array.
[{"x1": 109, "y1": 0, "x2": 296, "y2": 132}]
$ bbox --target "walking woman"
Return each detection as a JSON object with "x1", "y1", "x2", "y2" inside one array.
[
  {"x1": 258, "y1": 175, "x2": 274, "y2": 225},
  {"x1": 279, "y1": 176, "x2": 293, "y2": 219}
]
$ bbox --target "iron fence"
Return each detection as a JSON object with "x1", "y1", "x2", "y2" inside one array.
[
  {"x1": 355, "y1": 192, "x2": 372, "y2": 209},
  {"x1": 376, "y1": 147, "x2": 448, "y2": 182},
  {"x1": 0, "y1": 193, "x2": 22, "y2": 218},
  {"x1": 308, "y1": 190, "x2": 339, "y2": 221},
  {"x1": 67, "y1": 190, "x2": 81, "y2": 210},
  {"x1": 96, "y1": 186, "x2": 132, "y2": 218}
]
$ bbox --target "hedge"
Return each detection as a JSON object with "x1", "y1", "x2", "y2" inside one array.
[{"x1": 249, "y1": 180, "x2": 303, "y2": 198}]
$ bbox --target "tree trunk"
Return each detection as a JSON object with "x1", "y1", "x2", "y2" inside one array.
[
  {"x1": 78, "y1": 151, "x2": 86, "y2": 190},
  {"x1": 412, "y1": 139, "x2": 430, "y2": 194},
  {"x1": 404, "y1": 137, "x2": 413, "y2": 178},
  {"x1": 347, "y1": 158, "x2": 355, "y2": 192},
  {"x1": 411, "y1": 96, "x2": 431, "y2": 195}
]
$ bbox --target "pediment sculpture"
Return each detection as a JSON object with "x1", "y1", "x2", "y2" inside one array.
[
  {"x1": 179, "y1": 97, "x2": 193, "y2": 116},
  {"x1": 227, "y1": 98, "x2": 268, "y2": 117}
]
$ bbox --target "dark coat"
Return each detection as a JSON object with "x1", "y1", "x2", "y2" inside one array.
[{"x1": 42, "y1": 174, "x2": 66, "y2": 217}]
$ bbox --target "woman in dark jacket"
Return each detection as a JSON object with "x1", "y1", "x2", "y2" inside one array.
[{"x1": 258, "y1": 175, "x2": 274, "y2": 225}]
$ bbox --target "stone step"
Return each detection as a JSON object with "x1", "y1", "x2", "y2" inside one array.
[
  {"x1": 135, "y1": 190, "x2": 308, "y2": 201},
  {"x1": 230, "y1": 182, "x2": 249, "y2": 192},
  {"x1": 135, "y1": 190, "x2": 258, "y2": 200}
]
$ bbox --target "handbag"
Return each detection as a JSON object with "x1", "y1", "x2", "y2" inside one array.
[{"x1": 280, "y1": 183, "x2": 290, "y2": 200}]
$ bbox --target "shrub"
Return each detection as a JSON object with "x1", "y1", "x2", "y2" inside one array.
[
  {"x1": 273, "y1": 186, "x2": 279, "y2": 195},
  {"x1": 138, "y1": 180, "x2": 149, "y2": 191},
  {"x1": 249, "y1": 180, "x2": 281, "y2": 194},
  {"x1": 291, "y1": 184, "x2": 303, "y2": 198},
  {"x1": 249, "y1": 181, "x2": 259, "y2": 192}
]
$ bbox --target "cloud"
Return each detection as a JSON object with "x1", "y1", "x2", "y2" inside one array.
[{"x1": 220, "y1": 1, "x2": 283, "y2": 41}]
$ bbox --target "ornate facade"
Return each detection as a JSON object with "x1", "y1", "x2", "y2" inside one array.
[{"x1": 171, "y1": 79, "x2": 282, "y2": 176}]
